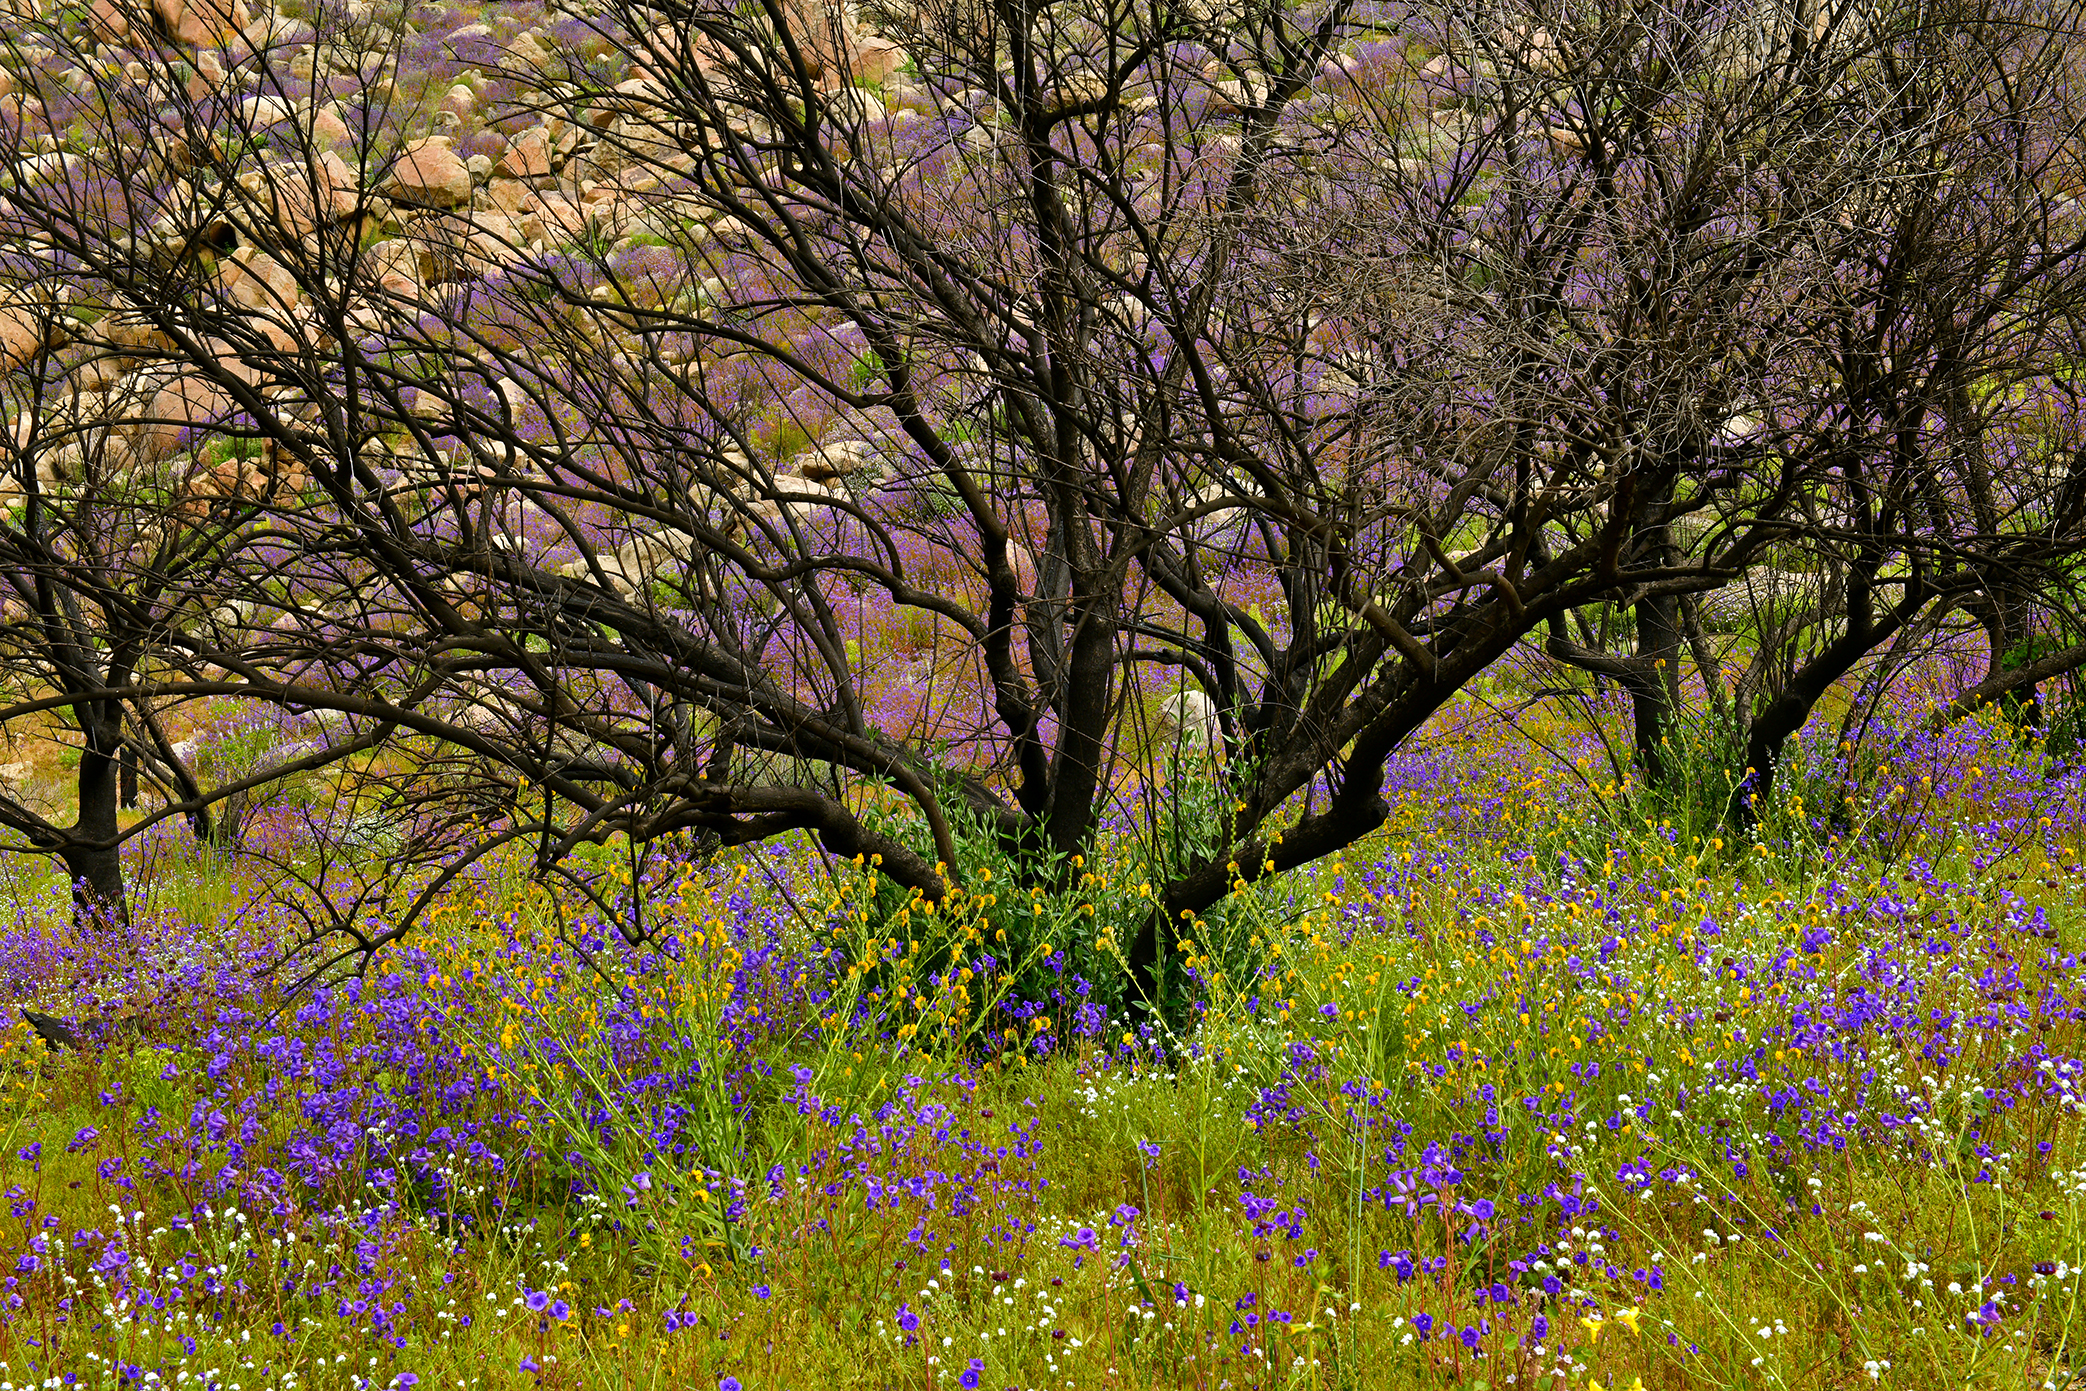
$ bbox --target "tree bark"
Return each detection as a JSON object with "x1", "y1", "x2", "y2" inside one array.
[
  {"x1": 1727, "y1": 572, "x2": 1918, "y2": 827},
  {"x1": 1633, "y1": 590, "x2": 1684, "y2": 783},
  {"x1": 1933, "y1": 638, "x2": 2086, "y2": 729},
  {"x1": 64, "y1": 711, "x2": 127, "y2": 926}
]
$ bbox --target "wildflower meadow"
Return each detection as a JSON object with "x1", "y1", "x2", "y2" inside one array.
[
  {"x1": 0, "y1": 0, "x2": 2082, "y2": 1388},
  {"x1": 0, "y1": 675, "x2": 2081, "y2": 1391}
]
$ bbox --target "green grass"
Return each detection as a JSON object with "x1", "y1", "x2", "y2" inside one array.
[{"x1": 0, "y1": 711, "x2": 2080, "y2": 1386}]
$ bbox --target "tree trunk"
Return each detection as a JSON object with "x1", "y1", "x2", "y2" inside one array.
[
  {"x1": 65, "y1": 726, "x2": 127, "y2": 927},
  {"x1": 1726, "y1": 574, "x2": 1908, "y2": 827},
  {"x1": 1632, "y1": 590, "x2": 1684, "y2": 783}
]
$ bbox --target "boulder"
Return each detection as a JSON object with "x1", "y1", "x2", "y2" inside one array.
[
  {"x1": 360, "y1": 237, "x2": 422, "y2": 292},
  {"x1": 496, "y1": 125, "x2": 553, "y2": 180},
  {"x1": 483, "y1": 176, "x2": 529, "y2": 212},
  {"x1": 1043, "y1": 69, "x2": 1111, "y2": 116},
  {"x1": 381, "y1": 136, "x2": 471, "y2": 209},
  {"x1": 193, "y1": 450, "x2": 276, "y2": 502},
  {"x1": 88, "y1": 0, "x2": 130, "y2": 41},
  {"x1": 104, "y1": 302, "x2": 175, "y2": 358},
  {"x1": 0, "y1": 307, "x2": 50, "y2": 373},
  {"x1": 609, "y1": 528, "x2": 693, "y2": 594},
  {"x1": 523, "y1": 191, "x2": 590, "y2": 245},
  {"x1": 744, "y1": 481, "x2": 844, "y2": 533},
  {"x1": 16, "y1": 151, "x2": 79, "y2": 186},
  {"x1": 779, "y1": 0, "x2": 859, "y2": 81},
  {"x1": 1155, "y1": 689, "x2": 1221, "y2": 751},
  {"x1": 261, "y1": 14, "x2": 313, "y2": 46},
  {"x1": 67, "y1": 353, "x2": 125, "y2": 395},
  {"x1": 186, "y1": 48, "x2": 224, "y2": 101},
  {"x1": 1007, "y1": 542, "x2": 1038, "y2": 594},
  {"x1": 580, "y1": 192, "x2": 639, "y2": 242},
  {"x1": 507, "y1": 30, "x2": 555, "y2": 72},
  {"x1": 242, "y1": 95, "x2": 293, "y2": 128},
  {"x1": 827, "y1": 87, "x2": 885, "y2": 126},
  {"x1": 155, "y1": 0, "x2": 250, "y2": 49},
  {"x1": 1501, "y1": 23, "x2": 1563, "y2": 75},
  {"x1": 134, "y1": 369, "x2": 236, "y2": 462},
  {"x1": 592, "y1": 77, "x2": 667, "y2": 127},
  {"x1": 251, "y1": 307, "x2": 315, "y2": 354},
  {"x1": 850, "y1": 37, "x2": 906, "y2": 86},
  {"x1": 236, "y1": 151, "x2": 361, "y2": 243},
  {"x1": 311, "y1": 104, "x2": 353, "y2": 151},
  {"x1": 219, "y1": 247, "x2": 298, "y2": 311},
  {"x1": 792, "y1": 438, "x2": 879, "y2": 486},
  {"x1": 461, "y1": 212, "x2": 524, "y2": 278},
  {"x1": 0, "y1": 93, "x2": 46, "y2": 137},
  {"x1": 1210, "y1": 71, "x2": 1271, "y2": 113},
  {"x1": 5, "y1": 407, "x2": 81, "y2": 489},
  {"x1": 410, "y1": 212, "x2": 523, "y2": 284}
]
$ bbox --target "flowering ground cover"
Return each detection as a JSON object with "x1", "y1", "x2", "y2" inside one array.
[
  {"x1": 0, "y1": 0, "x2": 2077, "y2": 1385},
  {"x1": 0, "y1": 693, "x2": 2081, "y2": 1390}
]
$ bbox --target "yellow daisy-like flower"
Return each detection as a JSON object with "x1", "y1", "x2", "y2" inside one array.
[{"x1": 1615, "y1": 1307, "x2": 1643, "y2": 1335}]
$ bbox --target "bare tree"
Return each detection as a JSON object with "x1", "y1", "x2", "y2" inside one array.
[
  {"x1": 0, "y1": 0, "x2": 2078, "y2": 995},
  {"x1": 1536, "y1": 0, "x2": 2086, "y2": 811},
  {"x1": 0, "y1": 277, "x2": 387, "y2": 921}
]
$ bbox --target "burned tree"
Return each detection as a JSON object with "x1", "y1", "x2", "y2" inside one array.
[
  {"x1": 0, "y1": 0, "x2": 2078, "y2": 992},
  {"x1": 1532, "y1": 0, "x2": 2086, "y2": 812}
]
